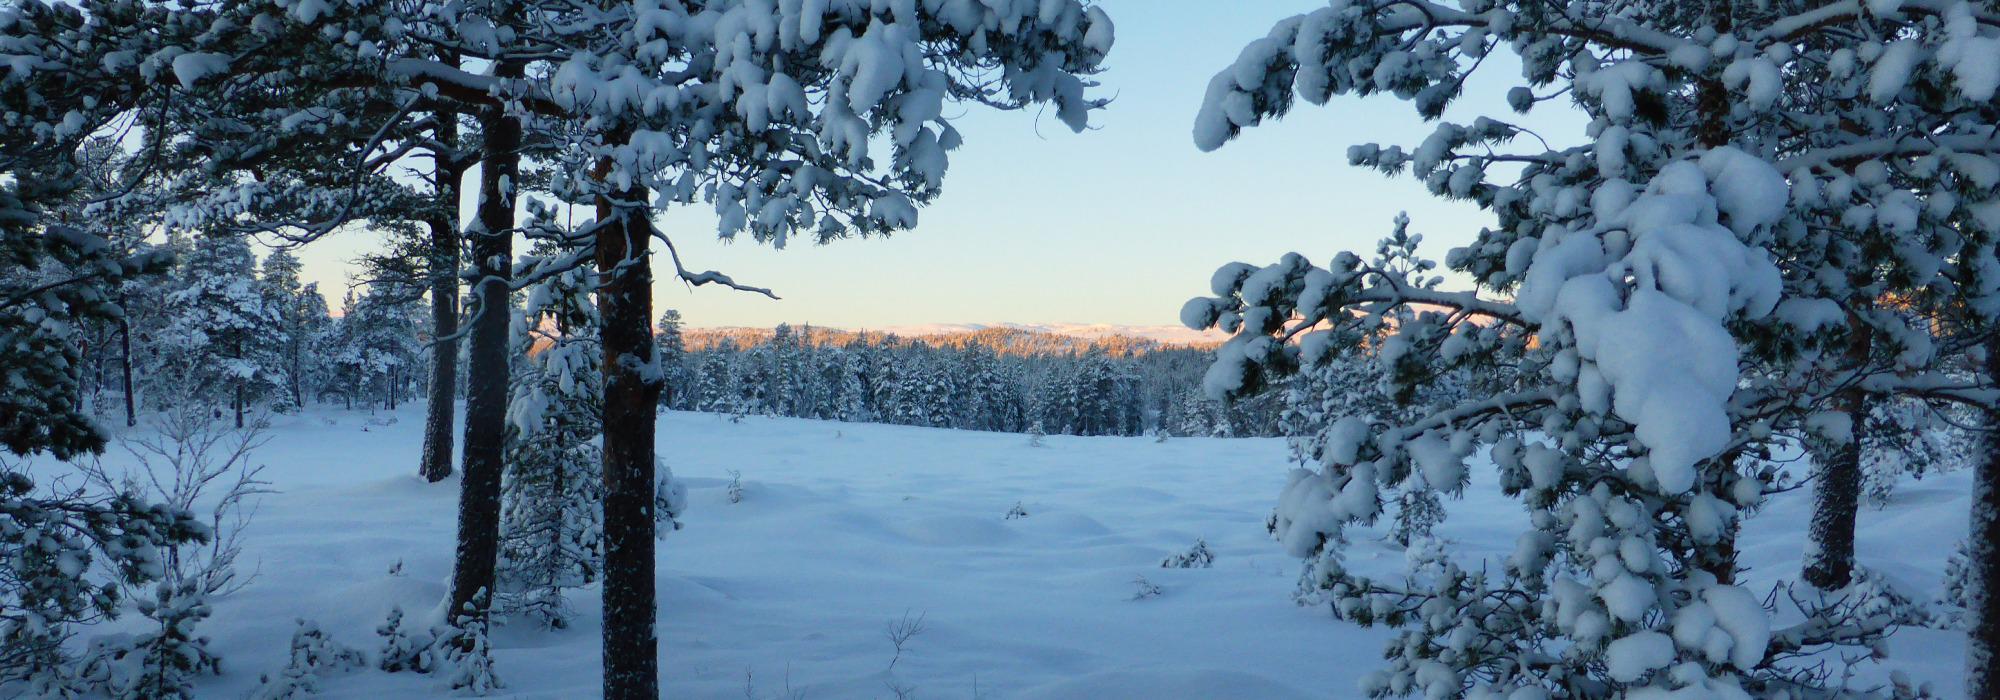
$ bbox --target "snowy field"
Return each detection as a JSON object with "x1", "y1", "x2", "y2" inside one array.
[{"x1": 54, "y1": 403, "x2": 1974, "y2": 699}]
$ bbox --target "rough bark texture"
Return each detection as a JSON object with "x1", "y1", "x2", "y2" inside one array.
[
  {"x1": 1968, "y1": 340, "x2": 2000, "y2": 698},
  {"x1": 419, "y1": 103, "x2": 463, "y2": 484},
  {"x1": 598, "y1": 185, "x2": 660, "y2": 700},
  {"x1": 120, "y1": 315, "x2": 135, "y2": 427},
  {"x1": 450, "y1": 65, "x2": 521, "y2": 624},
  {"x1": 1802, "y1": 418, "x2": 1863, "y2": 590},
  {"x1": 1804, "y1": 318, "x2": 1871, "y2": 590}
]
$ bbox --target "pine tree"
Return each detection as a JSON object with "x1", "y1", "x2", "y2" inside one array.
[
  {"x1": 150, "y1": 234, "x2": 288, "y2": 428},
  {"x1": 418, "y1": 104, "x2": 470, "y2": 484},
  {"x1": 258, "y1": 250, "x2": 310, "y2": 412},
  {"x1": 290, "y1": 286, "x2": 333, "y2": 406},
  {"x1": 655, "y1": 310, "x2": 688, "y2": 410},
  {"x1": 1184, "y1": 1, "x2": 2000, "y2": 694},
  {"x1": 500, "y1": 261, "x2": 607, "y2": 629},
  {"x1": 449, "y1": 47, "x2": 525, "y2": 638},
  {"x1": 0, "y1": 0, "x2": 195, "y2": 460}
]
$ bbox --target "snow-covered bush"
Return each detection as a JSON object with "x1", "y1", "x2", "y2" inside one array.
[
  {"x1": 1128, "y1": 576, "x2": 1162, "y2": 601},
  {"x1": 1161, "y1": 539, "x2": 1214, "y2": 569},
  {"x1": 436, "y1": 596, "x2": 503, "y2": 695},
  {"x1": 1931, "y1": 540, "x2": 1975, "y2": 631},
  {"x1": 76, "y1": 579, "x2": 222, "y2": 700},
  {"x1": 0, "y1": 462, "x2": 206, "y2": 692},
  {"x1": 250, "y1": 619, "x2": 365, "y2": 700},
  {"x1": 75, "y1": 394, "x2": 268, "y2": 699},
  {"x1": 374, "y1": 606, "x2": 436, "y2": 674}
]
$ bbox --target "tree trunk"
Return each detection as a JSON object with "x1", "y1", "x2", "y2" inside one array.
[
  {"x1": 1802, "y1": 409, "x2": 1864, "y2": 589},
  {"x1": 1968, "y1": 340, "x2": 2000, "y2": 697},
  {"x1": 235, "y1": 382, "x2": 245, "y2": 429},
  {"x1": 290, "y1": 320, "x2": 303, "y2": 409},
  {"x1": 598, "y1": 182, "x2": 661, "y2": 700},
  {"x1": 419, "y1": 141, "x2": 461, "y2": 481},
  {"x1": 1804, "y1": 318, "x2": 1871, "y2": 590},
  {"x1": 120, "y1": 315, "x2": 135, "y2": 428},
  {"x1": 450, "y1": 61, "x2": 522, "y2": 627}
]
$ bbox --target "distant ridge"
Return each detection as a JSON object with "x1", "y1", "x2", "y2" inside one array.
[
  {"x1": 682, "y1": 322, "x2": 1225, "y2": 356},
  {"x1": 867, "y1": 322, "x2": 1226, "y2": 346}
]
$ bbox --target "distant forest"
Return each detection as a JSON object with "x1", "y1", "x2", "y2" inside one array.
[{"x1": 659, "y1": 320, "x2": 1281, "y2": 438}]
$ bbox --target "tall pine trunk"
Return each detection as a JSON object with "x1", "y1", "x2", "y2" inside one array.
[
  {"x1": 1802, "y1": 401, "x2": 1864, "y2": 589},
  {"x1": 598, "y1": 182, "x2": 660, "y2": 700},
  {"x1": 120, "y1": 314, "x2": 135, "y2": 427},
  {"x1": 1804, "y1": 315, "x2": 1871, "y2": 590},
  {"x1": 420, "y1": 102, "x2": 462, "y2": 483},
  {"x1": 1968, "y1": 339, "x2": 2000, "y2": 697},
  {"x1": 289, "y1": 322, "x2": 303, "y2": 409},
  {"x1": 450, "y1": 62, "x2": 521, "y2": 625}
]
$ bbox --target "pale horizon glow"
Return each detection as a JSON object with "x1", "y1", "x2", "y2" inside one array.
[{"x1": 286, "y1": 1, "x2": 1585, "y2": 331}]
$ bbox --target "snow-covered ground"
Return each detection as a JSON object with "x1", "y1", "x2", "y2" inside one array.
[{"x1": 52, "y1": 404, "x2": 1974, "y2": 698}]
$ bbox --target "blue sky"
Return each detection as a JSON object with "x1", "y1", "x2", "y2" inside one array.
[{"x1": 291, "y1": 1, "x2": 1584, "y2": 329}]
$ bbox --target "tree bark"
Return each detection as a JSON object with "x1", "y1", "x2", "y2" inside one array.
[
  {"x1": 421, "y1": 109, "x2": 462, "y2": 482},
  {"x1": 290, "y1": 315, "x2": 303, "y2": 409},
  {"x1": 1804, "y1": 317, "x2": 1871, "y2": 590},
  {"x1": 120, "y1": 315, "x2": 136, "y2": 427},
  {"x1": 1968, "y1": 340, "x2": 2000, "y2": 698},
  {"x1": 598, "y1": 183, "x2": 661, "y2": 700},
  {"x1": 450, "y1": 60, "x2": 522, "y2": 627}
]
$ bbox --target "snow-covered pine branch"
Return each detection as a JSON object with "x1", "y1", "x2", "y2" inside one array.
[{"x1": 1185, "y1": 0, "x2": 2000, "y2": 696}]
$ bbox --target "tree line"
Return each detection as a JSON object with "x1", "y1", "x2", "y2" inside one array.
[{"x1": 657, "y1": 320, "x2": 1282, "y2": 438}]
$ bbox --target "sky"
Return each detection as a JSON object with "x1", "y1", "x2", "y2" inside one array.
[{"x1": 288, "y1": 1, "x2": 1586, "y2": 330}]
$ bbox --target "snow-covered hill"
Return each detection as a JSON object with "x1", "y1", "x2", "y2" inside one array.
[
  {"x1": 869, "y1": 322, "x2": 1227, "y2": 346},
  {"x1": 685, "y1": 321, "x2": 1226, "y2": 353},
  {"x1": 53, "y1": 405, "x2": 1972, "y2": 698}
]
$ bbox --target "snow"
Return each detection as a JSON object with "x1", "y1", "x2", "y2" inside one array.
[
  {"x1": 1604, "y1": 631, "x2": 1674, "y2": 682},
  {"x1": 1599, "y1": 572, "x2": 1656, "y2": 623},
  {"x1": 1869, "y1": 40, "x2": 1920, "y2": 103},
  {"x1": 1701, "y1": 584, "x2": 1770, "y2": 671},
  {"x1": 841, "y1": 22, "x2": 908, "y2": 113},
  {"x1": 170, "y1": 52, "x2": 231, "y2": 90},
  {"x1": 1407, "y1": 434, "x2": 1463, "y2": 491},
  {"x1": 1582, "y1": 62, "x2": 1658, "y2": 123},
  {"x1": 25, "y1": 402, "x2": 1978, "y2": 697},
  {"x1": 33, "y1": 406, "x2": 1379, "y2": 698},
  {"x1": 1519, "y1": 157, "x2": 1785, "y2": 495},
  {"x1": 1324, "y1": 416, "x2": 1370, "y2": 466}
]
